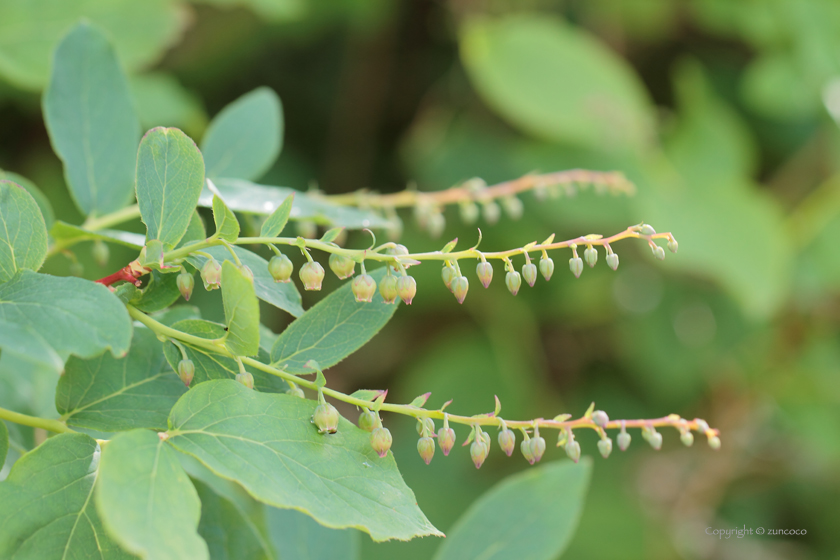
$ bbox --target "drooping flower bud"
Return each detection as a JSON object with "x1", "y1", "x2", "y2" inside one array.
[
  {"x1": 92, "y1": 240, "x2": 109, "y2": 267},
  {"x1": 522, "y1": 263, "x2": 538, "y2": 287},
  {"x1": 476, "y1": 261, "x2": 493, "y2": 288},
  {"x1": 441, "y1": 266, "x2": 456, "y2": 291},
  {"x1": 329, "y1": 253, "x2": 356, "y2": 279},
  {"x1": 438, "y1": 427, "x2": 456, "y2": 456},
  {"x1": 427, "y1": 211, "x2": 445, "y2": 238},
  {"x1": 240, "y1": 264, "x2": 254, "y2": 283},
  {"x1": 569, "y1": 257, "x2": 583, "y2": 278},
  {"x1": 299, "y1": 261, "x2": 325, "y2": 291},
  {"x1": 668, "y1": 239, "x2": 679, "y2": 253},
  {"x1": 312, "y1": 402, "x2": 340, "y2": 434},
  {"x1": 597, "y1": 438, "x2": 613, "y2": 458},
  {"x1": 416, "y1": 417, "x2": 435, "y2": 436},
  {"x1": 417, "y1": 436, "x2": 435, "y2": 465},
  {"x1": 539, "y1": 256, "x2": 554, "y2": 281},
  {"x1": 483, "y1": 201, "x2": 501, "y2": 225},
  {"x1": 370, "y1": 426, "x2": 392, "y2": 457},
  {"x1": 639, "y1": 224, "x2": 656, "y2": 235},
  {"x1": 452, "y1": 276, "x2": 469, "y2": 304},
  {"x1": 178, "y1": 359, "x2": 194, "y2": 387},
  {"x1": 605, "y1": 252, "x2": 619, "y2": 271},
  {"x1": 648, "y1": 430, "x2": 663, "y2": 450},
  {"x1": 680, "y1": 431, "x2": 694, "y2": 447},
  {"x1": 521, "y1": 438, "x2": 535, "y2": 465},
  {"x1": 529, "y1": 435, "x2": 546, "y2": 463},
  {"x1": 708, "y1": 435, "x2": 721, "y2": 450},
  {"x1": 498, "y1": 428, "x2": 516, "y2": 457},
  {"x1": 177, "y1": 269, "x2": 194, "y2": 301},
  {"x1": 379, "y1": 275, "x2": 398, "y2": 304},
  {"x1": 359, "y1": 410, "x2": 379, "y2": 432},
  {"x1": 352, "y1": 273, "x2": 376, "y2": 303},
  {"x1": 397, "y1": 275, "x2": 417, "y2": 304},
  {"x1": 584, "y1": 247, "x2": 598, "y2": 268},
  {"x1": 470, "y1": 439, "x2": 488, "y2": 469},
  {"x1": 695, "y1": 418, "x2": 710, "y2": 433},
  {"x1": 564, "y1": 438, "x2": 581, "y2": 463},
  {"x1": 503, "y1": 196, "x2": 523, "y2": 220},
  {"x1": 201, "y1": 259, "x2": 222, "y2": 290},
  {"x1": 618, "y1": 430, "x2": 631, "y2": 451},
  {"x1": 652, "y1": 245, "x2": 665, "y2": 260},
  {"x1": 286, "y1": 385, "x2": 305, "y2": 398},
  {"x1": 591, "y1": 410, "x2": 609, "y2": 428},
  {"x1": 505, "y1": 271, "x2": 522, "y2": 296},
  {"x1": 70, "y1": 261, "x2": 84, "y2": 277},
  {"x1": 268, "y1": 254, "x2": 294, "y2": 283},
  {"x1": 235, "y1": 371, "x2": 254, "y2": 390},
  {"x1": 460, "y1": 201, "x2": 479, "y2": 224}
]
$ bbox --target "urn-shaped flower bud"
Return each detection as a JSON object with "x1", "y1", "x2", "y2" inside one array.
[
  {"x1": 438, "y1": 427, "x2": 456, "y2": 456},
  {"x1": 639, "y1": 224, "x2": 656, "y2": 235},
  {"x1": 452, "y1": 276, "x2": 469, "y2": 304},
  {"x1": 498, "y1": 428, "x2": 516, "y2": 457},
  {"x1": 235, "y1": 371, "x2": 254, "y2": 390},
  {"x1": 441, "y1": 266, "x2": 456, "y2": 291},
  {"x1": 92, "y1": 240, "x2": 109, "y2": 267},
  {"x1": 286, "y1": 385, "x2": 305, "y2": 399},
  {"x1": 312, "y1": 402, "x2": 340, "y2": 434},
  {"x1": 268, "y1": 254, "x2": 294, "y2": 283},
  {"x1": 564, "y1": 438, "x2": 581, "y2": 463},
  {"x1": 680, "y1": 431, "x2": 694, "y2": 447},
  {"x1": 240, "y1": 265, "x2": 254, "y2": 283},
  {"x1": 584, "y1": 247, "x2": 598, "y2": 268},
  {"x1": 522, "y1": 263, "x2": 538, "y2": 287},
  {"x1": 483, "y1": 201, "x2": 501, "y2": 225},
  {"x1": 708, "y1": 435, "x2": 721, "y2": 450},
  {"x1": 505, "y1": 271, "x2": 522, "y2": 296},
  {"x1": 427, "y1": 212, "x2": 445, "y2": 238},
  {"x1": 668, "y1": 239, "x2": 679, "y2": 253},
  {"x1": 503, "y1": 196, "x2": 523, "y2": 220},
  {"x1": 597, "y1": 438, "x2": 613, "y2": 458},
  {"x1": 591, "y1": 410, "x2": 609, "y2": 428},
  {"x1": 539, "y1": 256, "x2": 554, "y2": 281},
  {"x1": 201, "y1": 259, "x2": 222, "y2": 290},
  {"x1": 476, "y1": 262, "x2": 493, "y2": 288},
  {"x1": 299, "y1": 261, "x2": 325, "y2": 290},
  {"x1": 397, "y1": 275, "x2": 417, "y2": 304},
  {"x1": 652, "y1": 245, "x2": 665, "y2": 260},
  {"x1": 618, "y1": 430, "x2": 631, "y2": 451},
  {"x1": 648, "y1": 430, "x2": 663, "y2": 450},
  {"x1": 379, "y1": 275, "x2": 398, "y2": 304},
  {"x1": 370, "y1": 426, "x2": 393, "y2": 457},
  {"x1": 178, "y1": 359, "x2": 194, "y2": 387},
  {"x1": 605, "y1": 252, "x2": 619, "y2": 271},
  {"x1": 417, "y1": 436, "x2": 435, "y2": 465},
  {"x1": 470, "y1": 439, "x2": 488, "y2": 469},
  {"x1": 329, "y1": 253, "x2": 355, "y2": 279},
  {"x1": 177, "y1": 269, "x2": 194, "y2": 301},
  {"x1": 530, "y1": 435, "x2": 546, "y2": 463},
  {"x1": 521, "y1": 438, "x2": 536, "y2": 464},
  {"x1": 352, "y1": 273, "x2": 376, "y2": 303},
  {"x1": 359, "y1": 410, "x2": 379, "y2": 432},
  {"x1": 416, "y1": 417, "x2": 435, "y2": 436},
  {"x1": 569, "y1": 257, "x2": 583, "y2": 278},
  {"x1": 460, "y1": 202, "x2": 479, "y2": 224}
]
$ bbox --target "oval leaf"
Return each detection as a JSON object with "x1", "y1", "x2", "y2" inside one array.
[
  {"x1": 266, "y1": 507, "x2": 360, "y2": 560},
  {"x1": 221, "y1": 261, "x2": 260, "y2": 356},
  {"x1": 259, "y1": 192, "x2": 294, "y2": 238},
  {"x1": 0, "y1": 169, "x2": 54, "y2": 228},
  {"x1": 212, "y1": 194, "x2": 240, "y2": 241},
  {"x1": 0, "y1": 180, "x2": 48, "y2": 282}
]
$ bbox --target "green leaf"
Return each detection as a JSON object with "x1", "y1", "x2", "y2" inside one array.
[
  {"x1": 194, "y1": 479, "x2": 274, "y2": 560},
  {"x1": 266, "y1": 507, "x2": 360, "y2": 560},
  {"x1": 271, "y1": 267, "x2": 398, "y2": 373},
  {"x1": 0, "y1": 271, "x2": 132, "y2": 361},
  {"x1": 0, "y1": 0, "x2": 183, "y2": 90},
  {"x1": 96, "y1": 429, "x2": 209, "y2": 560},
  {"x1": 0, "y1": 180, "x2": 48, "y2": 283},
  {"x1": 0, "y1": 420, "x2": 7, "y2": 468},
  {"x1": 199, "y1": 178, "x2": 392, "y2": 230},
  {"x1": 212, "y1": 194, "x2": 240, "y2": 241},
  {"x1": 460, "y1": 15, "x2": 654, "y2": 150},
  {"x1": 433, "y1": 459, "x2": 592, "y2": 560},
  {"x1": 50, "y1": 221, "x2": 147, "y2": 250},
  {"x1": 130, "y1": 269, "x2": 182, "y2": 313},
  {"x1": 186, "y1": 245, "x2": 303, "y2": 317},
  {"x1": 136, "y1": 127, "x2": 206, "y2": 249},
  {"x1": 56, "y1": 328, "x2": 186, "y2": 432},
  {"x1": 221, "y1": 260, "x2": 260, "y2": 356},
  {"x1": 260, "y1": 193, "x2": 294, "y2": 238},
  {"x1": 0, "y1": 433, "x2": 133, "y2": 559},
  {"x1": 202, "y1": 87, "x2": 283, "y2": 181},
  {"x1": 0, "y1": 317, "x2": 64, "y2": 373},
  {"x1": 162, "y1": 319, "x2": 288, "y2": 394},
  {"x1": 0, "y1": 169, "x2": 54, "y2": 228},
  {"x1": 167, "y1": 380, "x2": 442, "y2": 542},
  {"x1": 320, "y1": 227, "x2": 344, "y2": 244},
  {"x1": 43, "y1": 22, "x2": 140, "y2": 217},
  {"x1": 177, "y1": 210, "x2": 208, "y2": 249}
]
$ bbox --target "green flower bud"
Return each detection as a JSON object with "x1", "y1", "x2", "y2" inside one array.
[
  {"x1": 652, "y1": 245, "x2": 665, "y2": 260},
  {"x1": 530, "y1": 435, "x2": 546, "y2": 463},
  {"x1": 498, "y1": 428, "x2": 516, "y2": 457},
  {"x1": 708, "y1": 435, "x2": 721, "y2": 450},
  {"x1": 370, "y1": 426, "x2": 393, "y2": 457},
  {"x1": 539, "y1": 256, "x2": 554, "y2": 281},
  {"x1": 503, "y1": 196, "x2": 523, "y2": 220},
  {"x1": 470, "y1": 439, "x2": 488, "y2": 469},
  {"x1": 235, "y1": 371, "x2": 254, "y2": 390},
  {"x1": 441, "y1": 265, "x2": 456, "y2": 291},
  {"x1": 427, "y1": 212, "x2": 445, "y2": 238},
  {"x1": 648, "y1": 430, "x2": 663, "y2": 450},
  {"x1": 92, "y1": 240, "x2": 109, "y2": 267},
  {"x1": 312, "y1": 402, "x2": 340, "y2": 434},
  {"x1": 564, "y1": 438, "x2": 581, "y2": 463},
  {"x1": 351, "y1": 273, "x2": 377, "y2": 303},
  {"x1": 329, "y1": 253, "x2": 356, "y2": 279},
  {"x1": 668, "y1": 239, "x2": 679, "y2": 253},
  {"x1": 605, "y1": 252, "x2": 619, "y2": 271},
  {"x1": 438, "y1": 427, "x2": 456, "y2": 456},
  {"x1": 476, "y1": 261, "x2": 493, "y2": 289},
  {"x1": 591, "y1": 410, "x2": 609, "y2": 428},
  {"x1": 299, "y1": 261, "x2": 325, "y2": 291},
  {"x1": 69, "y1": 261, "x2": 84, "y2": 277},
  {"x1": 483, "y1": 201, "x2": 501, "y2": 225},
  {"x1": 417, "y1": 436, "x2": 435, "y2": 465},
  {"x1": 617, "y1": 430, "x2": 631, "y2": 451},
  {"x1": 680, "y1": 431, "x2": 694, "y2": 447},
  {"x1": 379, "y1": 274, "x2": 398, "y2": 304},
  {"x1": 178, "y1": 359, "x2": 194, "y2": 387},
  {"x1": 505, "y1": 271, "x2": 522, "y2": 296},
  {"x1": 584, "y1": 247, "x2": 598, "y2": 268},
  {"x1": 201, "y1": 259, "x2": 222, "y2": 290},
  {"x1": 397, "y1": 275, "x2": 417, "y2": 305},
  {"x1": 522, "y1": 263, "x2": 538, "y2": 287},
  {"x1": 479, "y1": 430, "x2": 491, "y2": 450},
  {"x1": 387, "y1": 244, "x2": 409, "y2": 258},
  {"x1": 359, "y1": 410, "x2": 379, "y2": 432},
  {"x1": 695, "y1": 419, "x2": 710, "y2": 433},
  {"x1": 569, "y1": 257, "x2": 583, "y2": 278},
  {"x1": 639, "y1": 224, "x2": 656, "y2": 235},
  {"x1": 177, "y1": 269, "x2": 194, "y2": 301},
  {"x1": 286, "y1": 385, "x2": 305, "y2": 398},
  {"x1": 268, "y1": 254, "x2": 294, "y2": 283},
  {"x1": 597, "y1": 438, "x2": 613, "y2": 458},
  {"x1": 521, "y1": 438, "x2": 535, "y2": 465},
  {"x1": 240, "y1": 264, "x2": 254, "y2": 283},
  {"x1": 460, "y1": 202, "x2": 479, "y2": 224},
  {"x1": 452, "y1": 276, "x2": 469, "y2": 304},
  {"x1": 416, "y1": 417, "x2": 435, "y2": 436}
]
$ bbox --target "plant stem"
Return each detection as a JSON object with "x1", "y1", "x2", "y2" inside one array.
[{"x1": 0, "y1": 407, "x2": 75, "y2": 434}]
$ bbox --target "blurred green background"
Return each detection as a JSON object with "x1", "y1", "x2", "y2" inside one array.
[{"x1": 2, "y1": 0, "x2": 840, "y2": 558}]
